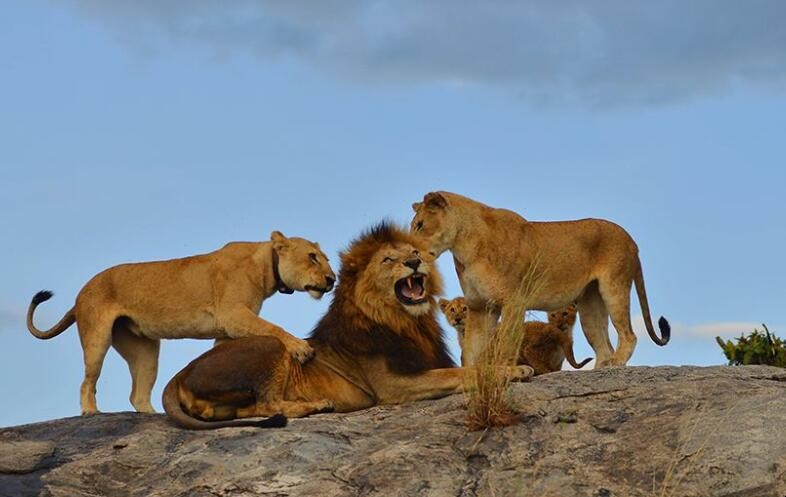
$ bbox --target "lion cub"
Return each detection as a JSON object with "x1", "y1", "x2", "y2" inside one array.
[
  {"x1": 440, "y1": 298, "x2": 591, "y2": 375},
  {"x1": 27, "y1": 231, "x2": 336, "y2": 415}
]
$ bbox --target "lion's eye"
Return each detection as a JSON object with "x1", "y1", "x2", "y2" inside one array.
[
  {"x1": 414, "y1": 221, "x2": 423, "y2": 231},
  {"x1": 309, "y1": 253, "x2": 318, "y2": 264},
  {"x1": 412, "y1": 249, "x2": 420, "y2": 256},
  {"x1": 382, "y1": 256, "x2": 395, "y2": 264}
]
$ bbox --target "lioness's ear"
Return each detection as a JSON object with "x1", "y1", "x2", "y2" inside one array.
[
  {"x1": 438, "y1": 298, "x2": 449, "y2": 311},
  {"x1": 411, "y1": 202, "x2": 422, "y2": 212},
  {"x1": 424, "y1": 192, "x2": 447, "y2": 210},
  {"x1": 270, "y1": 231, "x2": 288, "y2": 251}
]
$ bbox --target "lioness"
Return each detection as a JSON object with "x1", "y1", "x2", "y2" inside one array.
[
  {"x1": 27, "y1": 231, "x2": 336, "y2": 415},
  {"x1": 162, "y1": 222, "x2": 533, "y2": 429},
  {"x1": 412, "y1": 192, "x2": 670, "y2": 368},
  {"x1": 440, "y1": 298, "x2": 591, "y2": 374}
]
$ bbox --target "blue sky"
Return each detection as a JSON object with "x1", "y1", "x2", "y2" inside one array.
[{"x1": 1, "y1": 1, "x2": 784, "y2": 426}]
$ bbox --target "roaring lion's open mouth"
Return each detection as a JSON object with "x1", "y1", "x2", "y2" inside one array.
[{"x1": 395, "y1": 273, "x2": 428, "y2": 305}]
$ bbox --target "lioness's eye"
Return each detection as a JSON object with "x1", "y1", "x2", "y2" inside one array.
[
  {"x1": 309, "y1": 253, "x2": 318, "y2": 263},
  {"x1": 415, "y1": 221, "x2": 423, "y2": 231}
]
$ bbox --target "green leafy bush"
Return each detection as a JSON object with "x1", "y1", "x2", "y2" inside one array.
[{"x1": 716, "y1": 324, "x2": 786, "y2": 367}]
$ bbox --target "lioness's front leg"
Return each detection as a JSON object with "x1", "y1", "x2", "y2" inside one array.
[
  {"x1": 462, "y1": 307, "x2": 500, "y2": 366},
  {"x1": 375, "y1": 365, "x2": 533, "y2": 405},
  {"x1": 217, "y1": 306, "x2": 314, "y2": 363}
]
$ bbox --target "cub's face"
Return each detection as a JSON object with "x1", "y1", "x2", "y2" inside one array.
[
  {"x1": 439, "y1": 297, "x2": 468, "y2": 335},
  {"x1": 548, "y1": 303, "x2": 577, "y2": 332},
  {"x1": 357, "y1": 242, "x2": 439, "y2": 316},
  {"x1": 271, "y1": 231, "x2": 336, "y2": 299},
  {"x1": 410, "y1": 192, "x2": 455, "y2": 256}
]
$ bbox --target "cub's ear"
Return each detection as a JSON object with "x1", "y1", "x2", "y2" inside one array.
[
  {"x1": 423, "y1": 192, "x2": 448, "y2": 210},
  {"x1": 438, "y1": 298, "x2": 450, "y2": 311},
  {"x1": 411, "y1": 202, "x2": 423, "y2": 212}
]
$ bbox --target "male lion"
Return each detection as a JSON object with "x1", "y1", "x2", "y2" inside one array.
[
  {"x1": 412, "y1": 191, "x2": 670, "y2": 368},
  {"x1": 440, "y1": 298, "x2": 591, "y2": 374},
  {"x1": 162, "y1": 222, "x2": 533, "y2": 429},
  {"x1": 27, "y1": 231, "x2": 336, "y2": 415}
]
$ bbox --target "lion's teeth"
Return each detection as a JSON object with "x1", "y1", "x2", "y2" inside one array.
[{"x1": 406, "y1": 277, "x2": 412, "y2": 289}]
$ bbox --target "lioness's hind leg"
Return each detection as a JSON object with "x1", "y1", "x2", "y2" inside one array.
[
  {"x1": 77, "y1": 314, "x2": 115, "y2": 415},
  {"x1": 112, "y1": 326, "x2": 160, "y2": 413},
  {"x1": 599, "y1": 279, "x2": 637, "y2": 367},
  {"x1": 576, "y1": 284, "x2": 614, "y2": 368}
]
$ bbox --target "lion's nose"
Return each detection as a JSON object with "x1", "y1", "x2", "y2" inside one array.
[
  {"x1": 325, "y1": 275, "x2": 335, "y2": 289},
  {"x1": 404, "y1": 258, "x2": 421, "y2": 271}
]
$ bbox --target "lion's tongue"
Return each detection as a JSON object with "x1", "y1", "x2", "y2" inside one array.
[{"x1": 402, "y1": 277, "x2": 424, "y2": 300}]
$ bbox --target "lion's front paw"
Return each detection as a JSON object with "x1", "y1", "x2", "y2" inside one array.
[
  {"x1": 315, "y1": 400, "x2": 335, "y2": 414},
  {"x1": 287, "y1": 338, "x2": 315, "y2": 363},
  {"x1": 508, "y1": 365, "x2": 534, "y2": 382}
]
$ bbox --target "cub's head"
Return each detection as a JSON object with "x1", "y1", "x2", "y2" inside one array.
[
  {"x1": 339, "y1": 222, "x2": 444, "y2": 324},
  {"x1": 548, "y1": 303, "x2": 577, "y2": 332},
  {"x1": 410, "y1": 191, "x2": 458, "y2": 256},
  {"x1": 271, "y1": 231, "x2": 336, "y2": 299},
  {"x1": 439, "y1": 297, "x2": 468, "y2": 336}
]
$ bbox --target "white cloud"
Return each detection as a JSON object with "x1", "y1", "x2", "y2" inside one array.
[{"x1": 69, "y1": 1, "x2": 786, "y2": 107}]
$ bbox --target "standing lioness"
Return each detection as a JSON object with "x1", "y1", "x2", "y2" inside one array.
[
  {"x1": 411, "y1": 191, "x2": 670, "y2": 368},
  {"x1": 27, "y1": 231, "x2": 336, "y2": 415}
]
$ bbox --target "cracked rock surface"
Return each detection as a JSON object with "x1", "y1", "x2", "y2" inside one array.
[{"x1": 1, "y1": 366, "x2": 785, "y2": 497}]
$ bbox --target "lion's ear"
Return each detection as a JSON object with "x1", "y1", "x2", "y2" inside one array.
[
  {"x1": 438, "y1": 298, "x2": 449, "y2": 311},
  {"x1": 411, "y1": 202, "x2": 422, "y2": 212},
  {"x1": 424, "y1": 192, "x2": 448, "y2": 210}
]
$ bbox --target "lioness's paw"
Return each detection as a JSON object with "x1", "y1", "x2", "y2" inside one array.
[
  {"x1": 288, "y1": 338, "x2": 315, "y2": 363},
  {"x1": 509, "y1": 365, "x2": 534, "y2": 382}
]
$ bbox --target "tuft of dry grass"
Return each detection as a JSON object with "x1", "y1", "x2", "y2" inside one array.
[{"x1": 464, "y1": 260, "x2": 545, "y2": 431}]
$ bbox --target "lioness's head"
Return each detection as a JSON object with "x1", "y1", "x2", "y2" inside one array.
[
  {"x1": 548, "y1": 303, "x2": 577, "y2": 333},
  {"x1": 339, "y1": 222, "x2": 444, "y2": 323},
  {"x1": 271, "y1": 231, "x2": 336, "y2": 299},
  {"x1": 439, "y1": 297, "x2": 468, "y2": 336},
  {"x1": 410, "y1": 191, "x2": 457, "y2": 256}
]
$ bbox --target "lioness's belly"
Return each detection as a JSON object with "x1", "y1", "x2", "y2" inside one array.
[{"x1": 126, "y1": 309, "x2": 222, "y2": 340}]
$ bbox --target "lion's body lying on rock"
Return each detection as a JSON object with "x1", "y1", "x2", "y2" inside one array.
[
  {"x1": 27, "y1": 231, "x2": 335, "y2": 415},
  {"x1": 163, "y1": 222, "x2": 533, "y2": 430},
  {"x1": 412, "y1": 191, "x2": 670, "y2": 368}
]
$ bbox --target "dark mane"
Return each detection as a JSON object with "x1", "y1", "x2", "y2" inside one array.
[{"x1": 309, "y1": 221, "x2": 454, "y2": 373}]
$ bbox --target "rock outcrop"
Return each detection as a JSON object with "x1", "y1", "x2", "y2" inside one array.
[{"x1": 2, "y1": 366, "x2": 785, "y2": 497}]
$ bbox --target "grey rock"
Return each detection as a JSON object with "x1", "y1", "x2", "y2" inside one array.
[
  {"x1": 1, "y1": 366, "x2": 785, "y2": 497},
  {"x1": 0, "y1": 440, "x2": 55, "y2": 474}
]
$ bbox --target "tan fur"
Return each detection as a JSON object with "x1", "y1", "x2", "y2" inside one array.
[
  {"x1": 519, "y1": 303, "x2": 592, "y2": 374},
  {"x1": 441, "y1": 299, "x2": 590, "y2": 374},
  {"x1": 162, "y1": 223, "x2": 534, "y2": 430},
  {"x1": 413, "y1": 191, "x2": 670, "y2": 368},
  {"x1": 27, "y1": 231, "x2": 336, "y2": 415}
]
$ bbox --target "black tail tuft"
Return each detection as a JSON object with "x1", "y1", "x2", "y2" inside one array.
[
  {"x1": 658, "y1": 316, "x2": 671, "y2": 345},
  {"x1": 257, "y1": 413, "x2": 287, "y2": 428},
  {"x1": 32, "y1": 290, "x2": 53, "y2": 305}
]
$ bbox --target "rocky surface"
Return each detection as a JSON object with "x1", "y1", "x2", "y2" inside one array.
[{"x1": 1, "y1": 366, "x2": 785, "y2": 497}]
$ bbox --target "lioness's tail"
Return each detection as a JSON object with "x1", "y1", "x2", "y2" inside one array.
[
  {"x1": 633, "y1": 261, "x2": 671, "y2": 346},
  {"x1": 556, "y1": 332, "x2": 593, "y2": 370},
  {"x1": 162, "y1": 373, "x2": 287, "y2": 431},
  {"x1": 27, "y1": 290, "x2": 76, "y2": 340}
]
